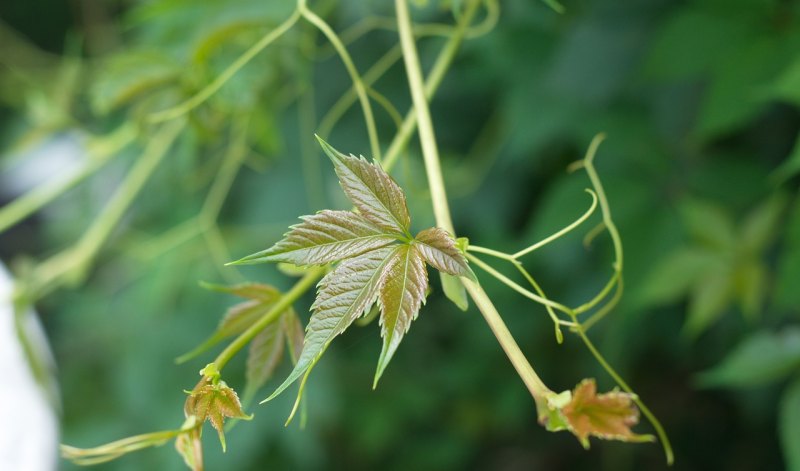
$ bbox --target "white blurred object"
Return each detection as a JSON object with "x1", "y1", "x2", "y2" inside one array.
[
  {"x1": 1, "y1": 133, "x2": 85, "y2": 196},
  {"x1": 0, "y1": 262, "x2": 59, "y2": 471}
]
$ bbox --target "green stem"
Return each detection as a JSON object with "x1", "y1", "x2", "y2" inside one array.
[
  {"x1": 200, "y1": 119, "x2": 250, "y2": 225},
  {"x1": 0, "y1": 124, "x2": 136, "y2": 235},
  {"x1": 569, "y1": 134, "x2": 624, "y2": 323},
  {"x1": 396, "y1": 0, "x2": 453, "y2": 232},
  {"x1": 396, "y1": 0, "x2": 551, "y2": 402},
  {"x1": 383, "y1": 0, "x2": 484, "y2": 172},
  {"x1": 213, "y1": 268, "x2": 323, "y2": 371},
  {"x1": 462, "y1": 279, "x2": 550, "y2": 398},
  {"x1": 298, "y1": 48, "x2": 325, "y2": 209},
  {"x1": 318, "y1": 45, "x2": 402, "y2": 139},
  {"x1": 148, "y1": 10, "x2": 300, "y2": 123},
  {"x1": 28, "y1": 121, "x2": 184, "y2": 297},
  {"x1": 571, "y1": 323, "x2": 674, "y2": 465},
  {"x1": 299, "y1": 2, "x2": 381, "y2": 161},
  {"x1": 513, "y1": 189, "x2": 598, "y2": 259},
  {"x1": 466, "y1": 253, "x2": 572, "y2": 314}
]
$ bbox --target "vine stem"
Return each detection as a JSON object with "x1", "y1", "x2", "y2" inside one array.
[
  {"x1": 298, "y1": 0, "x2": 381, "y2": 162},
  {"x1": 148, "y1": 10, "x2": 301, "y2": 123},
  {"x1": 383, "y1": 0, "x2": 487, "y2": 171},
  {"x1": 395, "y1": 0, "x2": 551, "y2": 401},
  {"x1": 199, "y1": 1, "x2": 484, "y2": 379},
  {"x1": 26, "y1": 121, "x2": 185, "y2": 298},
  {"x1": 571, "y1": 323, "x2": 674, "y2": 465},
  {"x1": 0, "y1": 123, "x2": 137, "y2": 234}
]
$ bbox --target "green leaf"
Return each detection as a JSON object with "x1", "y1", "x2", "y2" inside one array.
[
  {"x1": 773, "y1": 133, "x2": 800, "y2": 183},
  {"x1": 414, "y1": 227, "x2": 476, "y2": 280},
  {"x1": 643, "y1": 8, "x2": 752, "y2": 81},
  {"x1": 696, "y1": 328, "x2": 800, "y2": 388},
  {"x1": 441, "y1": 272, "x2": 469, "y2": 311},
  {"x1": 636, "y1": 247, "x2": 719, "y2": 307},
  {"x1": 177, "y1": 284, "x2": 282, "y2": 363},
  {"x1": 185, "y1": 380, "x2": 252, "y2": 452},
  {"x1": 316, "y1": 136, "x2": 411, "y2": 236},
  {"x1": 685, "y1": 266, "x2": 733, "y2": 338},
  {"x1": 771, "y1": 57, "x2": 800, "y2": 106},
  {"x1": 231, "y1": 210, "x2": 396, "y2": 266},
  {"x1": 780, "y1": 378, "x2": 800, "y2": 471},
  {"x1": 694, "y1": 38, "x2": 784, "y2": 140},
  {"x1": 374, "y1": 244, "x2": 428, "y2": 387},
  {"x1": 734, "y1": 260, "x2": 766, "y2": 321},
  {"x1": 739, "y1": 194, "x2": 788, "y2": 253},
  {"x1": 678, "y1": 198, "x2": 736, "y2": 249},
  {"x1": 263, "y1": 246, "x2": 396, "y2": 403}
]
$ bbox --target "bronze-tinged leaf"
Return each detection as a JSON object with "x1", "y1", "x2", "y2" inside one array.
[
  {"x1": 414, "y1": 227, "x2": 476, "y2": 280},
  {"x1": 283, "y1": 310, "x2": 304, "y2": 364},
  {"x1": 218, "y1": 300, "x2": 274, "y2": 337},
  {"x1": 263, "y1": 246, "x2": 396, "y2": 403},
  {"x1": 243, "y1": 312, "x2": 287, "y2": 402},
  {"x1": 177, "y1": 287, "x2": 282, "y2": 364},
  {"x1": 317, "y1": 136, "x2": 411, "y2": 236},
  {"x1": 186, "y1": 381, "x2": 252, "y2": 452},
  {"x1": 200, "y1": 282, "x2": 281, "y2": 302},
  {"x1": 231, "y1": 210, "x2": 396, "y2": 266},
  {"x1": 561, "y1": 379, "x2": 654, "y2": 448},
  {"x1": 374, "y1": 244, "x2": 428, "y2": 386}
]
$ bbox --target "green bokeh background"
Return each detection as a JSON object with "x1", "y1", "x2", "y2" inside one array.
[{"x1": 1, "y1": 0, "x2": 799, "y2": 469}]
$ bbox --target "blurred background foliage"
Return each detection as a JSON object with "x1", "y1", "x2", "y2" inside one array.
[{"x1": 1, "y1": 0, "x2": 799, "y2": 469}]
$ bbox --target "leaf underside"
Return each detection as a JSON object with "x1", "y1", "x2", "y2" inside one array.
[{"x1": 415, "y1": 227, "x2": 475, "y2": 280}]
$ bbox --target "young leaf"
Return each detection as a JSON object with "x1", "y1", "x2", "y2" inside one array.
[
  {"x1": 231, "y1": 210, "x2": 396, "y2": 266},
  {"x1": 185, "y1": 301, "x2": 270, "y2": 359},
  {"x1": 374, "y1": 244, "x2": 428, "y2": 386},
  {"x1": 199, "y1": 282, "x2": 281, "y2": 302},
  {"x1": 317, "y1": 136, "x2": 411, "y2": 236},
  {"x1": 238, "y1": 139, "x2": 477, "y2": 404},
  {"x1": 243, "y1": 311, "x2": 287, "y2": 402},
  {"x1": 560, "y1": 379, "x2": 654, "y2": 448},
  {"x1": 284, "y1": 310, "x2": 304, "y2": 364},
  {"x1": 185, "y1": 379, "x2": 252, "y2": 452},
  {"x1": 414, "y1": 227, "x2": 476, "y2": 280},
  {"x1": 263, "y1": 246, "x2": 396, "y2": 402}
]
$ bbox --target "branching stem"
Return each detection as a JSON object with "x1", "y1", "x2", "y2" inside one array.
[
  {"x1": 148, "y1": 10, "x2": 300, "y2": 123},
  {"x1": 396, "y1": 0, "x2": 551, "y2": 402},
  {"x1": 298, "y1": 1, "x2": 382, "y2": 162},
  {"x1": 213, "y1": 268, "x2": 323, "y2": 371},
  {"x1": 0, "y1": 124, "x2": 137, "y2": 235}
]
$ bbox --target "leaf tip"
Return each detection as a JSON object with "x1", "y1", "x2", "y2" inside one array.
[{"x1": 315, "y1": 135, "x2": 340, "y2": 163}]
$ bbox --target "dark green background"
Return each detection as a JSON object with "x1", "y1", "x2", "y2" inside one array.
[{"x1": 1, "y1": 0, "x2": 799, "y2": 469}]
